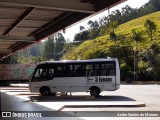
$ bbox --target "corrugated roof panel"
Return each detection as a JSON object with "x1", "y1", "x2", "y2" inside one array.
[
  {"x1": 0, "y1": 7, "x2": 27, "y2": 19},
  {"x1": 0, "y1": 19, "x2": 16, "y2": 27},
  {"x1": 0, "y1": 41, "x2": 16, "y2": 48},
  {"x1": 27, "y1": 9, "x2": 64, "y2": 21},
  {"x1": 0, "y1": 27, "x2": 8, "y2": 34},
  {"x1": 9, "y1": 28, "x2": 38, "y2": 36},
  {"x1": 18, "y1": 20, "x2": 49, "y2": 28}
]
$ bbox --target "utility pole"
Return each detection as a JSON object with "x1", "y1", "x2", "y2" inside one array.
[
  {"x1": 134, "y1": 49, "x2": 136, "y2": 82},
  {"x1": 134, "y1": 41, "x2": 137, "y2": 82}
]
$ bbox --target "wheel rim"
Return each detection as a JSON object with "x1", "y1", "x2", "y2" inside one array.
[
  {"x1": 90, "y1": 88, "x2": 100, "y2": 97},
  {"x1": 91, "y1": 89, "x2": 97, "y2": 96},
  {"x1": 41, "y1": 89, "x2": 50, "y2": 96}
]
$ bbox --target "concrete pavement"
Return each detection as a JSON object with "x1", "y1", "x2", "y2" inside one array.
[{"x1": 0, "y1": 85, "x2": 160, "y2": 120}]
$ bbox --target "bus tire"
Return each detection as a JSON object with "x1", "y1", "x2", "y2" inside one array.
[
  {"x1": 40, "y1": 87, "x2": 51, "y2": 96},
  {"x1": 90, "y1": 87, "x2": 100, "y2": 97}
]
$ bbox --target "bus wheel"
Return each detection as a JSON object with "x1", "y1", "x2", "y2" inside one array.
[
  {"x1": 40, "y1": 87, "x2": 51, "y2": 96},
  {"x1": 90, "y1": 87, "x2": 100, "y2": 97}
]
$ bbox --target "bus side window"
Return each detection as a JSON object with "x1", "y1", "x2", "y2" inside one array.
[
  {"x1": 90, "y1": 70, "x2": 95, "y2": 76},
  {"x1": 63, "y1": 65, "x2": 70, "y2": 77},
  {"x1": 96, "y1": 70, "x2": 101, "y2": 76},
  {"x1": 100, "y1": 70, "x2": 108, "y2": 76},
  {"x1": 75, "y1": 65, "x2": 85, "y2": 76},
  {"x1": 85, "y1": 64, "x2": 94, "y2": 76},
  {"x1": 34, "y1": 69, "x2": 42, "y2": 77},
  {"x1": 95, "y1": 64, "x2": 101, "y2": 76},
  {"x1": 68, "y1": 65, "x2": 74, "y2": 77},
  {"x1": 47, "y1": 69, "x2": 54, "y2": 79},
  {"x1": 40, "y1": 69, "x2": 48, "y2": 77},
  {"x1": 107, "y1": 63, "x2": 115, "y2": 76},
  {"x1": 56, "y1": 66, "x2": 63, "y2": 77},
  {"x1": 34, "y1": 69, "x2": 47, "y2": 78},
  {"x1": 101, "y1": 63, "x2": 115, "y2": 76},
  {"x1": 108, "y1": 70, "x2": 115, "y2": 76}
]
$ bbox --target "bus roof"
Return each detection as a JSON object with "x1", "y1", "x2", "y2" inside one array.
[{"x1": 38, "y1": 58, "x2": 117, "y2": 66}]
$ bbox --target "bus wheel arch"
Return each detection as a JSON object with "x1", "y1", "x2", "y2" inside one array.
[
  {"x1": 40, "y1": 86, "x2": 51, "y2": 96},
  {"x1": 89, "y1": 86, "x2": 100, "y2": 97}
]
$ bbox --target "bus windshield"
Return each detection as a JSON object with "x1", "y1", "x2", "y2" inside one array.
[{"x1": 32, "y1": 67, "x2": 54, "y2": 81}]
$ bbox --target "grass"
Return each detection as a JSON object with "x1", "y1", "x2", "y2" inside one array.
[{"x1": 63, "y1": 11, "x2": 160, "y2": 60}]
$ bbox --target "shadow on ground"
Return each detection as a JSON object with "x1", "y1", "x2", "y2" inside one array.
[{"x1": 28, "y1": 95, "x2": 136, "y2": 102}]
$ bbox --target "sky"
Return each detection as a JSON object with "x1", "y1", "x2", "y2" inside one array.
[{"x1": 61, "y1": 0, "x2": 149, "y2": 41}]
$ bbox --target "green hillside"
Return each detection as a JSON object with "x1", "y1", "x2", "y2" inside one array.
[
  {"x1": 63, "y1": 11, "x2": 160, "y2": 60},
  {"x1": 117, "y1": 12, "x2": 160, "y2": 36},
  {"x1": 63, "y1": 11, "x2": 160, "y2": 81}
]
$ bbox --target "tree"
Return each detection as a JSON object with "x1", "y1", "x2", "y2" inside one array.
[
  {"x1": 54, "y1": 33, "x2": 66, "y2": 60},
  {"x1": 131, "y1": 29, "x2": 143, "y2": 44},
  {"x1": 131, "y1": 29, "x2": 143, "y2": 81},
  {"x1": 93, "y1": 20, "x2": 99, "y2": 28},
  {"x1": 109, "y1": 21, "x2": 118, "y2": 44},
  {"x1": 87, "y1": 20, "x2": 100, "y2": 39},
  {"x1": 148, "y1": 0, "x2": 160, "y2": 12},
  {"x1": 88, "y1": 28, "x2": 99, "y2": 39},
  {"x1": 29, "y1": 43, "x2": 41, "y2": 57},
  {"x1": 74, "y1": 30, "x2": 89, "y2": 42},
  {"x1": 115, "y1": 10, "x2": 123, "y2": 24},
  {"x1": 43, "y1": 33, "x2": 66, "y2": 60},
  {"x1": 109, "y1": 21, "x2": 118, "y2": 33},
  {"x1": 144, "y1": 19, "x2": 157, "y2": 41},
  {"x1": 146, "y1": 43, "x2": 160, "y2": 80},
  {"x1": 108, "y1": 11, "x2": 117, "y2": 23},
  {"x1": 131, "y1": 29, "x2": 143, "y2": 59},
  {"x1": 87, "y1": 20, "x2": 94, "y2": 29},
  {"x1": 102, "y1": 16, "x2": 110, "y2": 25},
  {"x1": 43, "y1": 36, "x2": 55, "y2": 60},
  {"x1": 80, "y1": 26, "x2": 85, "y2": 32},
  {"x1": 110, "y1": 32, "x2": 117, "y2": 44},
  {"x1": 98, "y1": 18, "x2": 104, "y2": 27},
  {"x1": 108, "y1": 45, "x2": 134, "y2": 81}
]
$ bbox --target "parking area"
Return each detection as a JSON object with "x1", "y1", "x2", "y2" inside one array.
[{"x1": 0, "y1": 84, "x2": 160, "y2": 120}]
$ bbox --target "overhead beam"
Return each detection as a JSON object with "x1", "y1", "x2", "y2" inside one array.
[
  {"x1": 11, "y1": 13, "x2": 91, "y2": 52},
  {"x1": 0, "y1": 35, "x2": 36, "y2": 42},
  {"x1": 0, "y1": 0, "x2": 96, "y2": 13},
  {"x1": 0, "y1": 53, "x2": 8, "y2": 59},
  {"x1": 12, "y1": 42, "x2": 34, "y2": 52},
  {"x1": 96, "y1": 0, "x2": 127, "y2": 12},
  {"x1": 37, "y1": 12, "x2": 91, "y2": 40},
  {"x1": 3, "y1": 7, "x2": 35, "y2": 35},
  {"x1": 0, "y1": 53, "x2": 12, "y2": 60},
  {"x1": 29, "y1": 12, "x2": 73, "y2": 36}
]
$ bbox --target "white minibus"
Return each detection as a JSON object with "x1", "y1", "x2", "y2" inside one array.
[{"x1": 29, "y1": 58, "x2": 120, "y2": 97}]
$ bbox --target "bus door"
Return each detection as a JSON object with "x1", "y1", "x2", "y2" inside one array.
[{"x1": 31, "y1": 67, "x2": 55, "y2": 91}]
